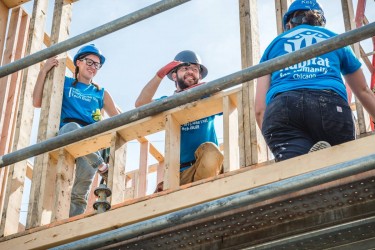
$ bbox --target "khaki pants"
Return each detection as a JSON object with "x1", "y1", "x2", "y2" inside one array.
[{"x1": 180, "y1": 142, "x2": 224, "y2": 185}]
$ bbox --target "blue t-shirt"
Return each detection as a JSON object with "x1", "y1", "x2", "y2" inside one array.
[
  {"x1": 157, "y1": 95, "x2": 218, "y2": 170},
  {"x1": 60, "y1": 76, "x2": 104, "y2": 128},
  {"x1": 260, "y1": 24, "x2": 361, "y2": 105}
]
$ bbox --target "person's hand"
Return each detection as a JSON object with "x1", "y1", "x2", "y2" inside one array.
[
  {"x1": 42, "y1": 56, "x2": 59, "y2": 73},
  {"x1": 156, "y1": 60, "x2": 182, "y2": 79}
]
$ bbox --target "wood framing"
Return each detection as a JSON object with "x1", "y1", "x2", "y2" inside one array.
[
  {"x1": 223, "y1": 95, "x2": 239, "y2": 172},
  {"x1": 51, "y1": 150, "x2": 75, "y2": 222},
  {"x1": 137, "y1": 141, "x2": 149, "y2": 197},
  {"x1": 1, "y1": 134, "x2": 375, "y2": 249},
  {"x1": 0, "y1": 7, "x2": 29, "y2": 156},
  {"x1": 238, "y1": 0, "x2": 268, "y2": 168},
  {"x1": 0, "y1": 1, "x2": 8, "y2": 65},
  {"x1": 0, "y1": 0, "x2": 47, "y2": 235},
  {"x1": 2, "y1": 0, "x2": 31, "y2": 9},
  {"x1": 107, "y1": 132, "x2": 127, "y2": 205},
  {"x1": 27, "y1": 0, "x2": 72, "y2": 229},
  {"x1": 341, "y1": 0, "x2": 370, "y2": 134},
  {"x1": 274, "y1": 0, "x2": 292, "y2": 35},
  {"x1": 163, "y1": 114, "x2": 180, "y2": 190}
]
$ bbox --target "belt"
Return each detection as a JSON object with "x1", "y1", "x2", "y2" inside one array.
[
  {"x1": 63, "y1": 118, "x2": 90, "y2": 127},
  {"x1": 180, "y1": 160, "x2": 196, "y2": 168}
]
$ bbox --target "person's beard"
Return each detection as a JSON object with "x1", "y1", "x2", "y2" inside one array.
[{"x1": 176, "y1": 73, "x2": 199, "y2": 91}]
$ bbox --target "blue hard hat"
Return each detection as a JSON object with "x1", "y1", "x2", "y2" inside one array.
[
  {"x1": 283, "y1": 0, "x2": 326, "y2": 30},
  {"x1": 73, "y1": 44, "x2": 106, "y2": 66},
  {"x1": 167, "y1": 50, "x2": 208, "y2": 80}
]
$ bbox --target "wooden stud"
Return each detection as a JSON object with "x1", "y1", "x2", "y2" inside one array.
[
  {"x1": 238, "y1": 0, "x2": 268, "y2": 168},
  {"x1": 2, "y1": 0, "x2": 32, "y2": 9},
  {"x1": 274, "y1": 0, "x2": 292, "y2": 35},
  {"x1": 27, "y1": 0, "x2": 72, "y2": 229},
  {"x1": 137, "y1": 141, "x2": 149, "y2": 197},
  {"x1": 51, "y1": 149, "x2": 75, "y2": 222},
  {"x1": 0, "y1": 7, "x2": 31, "y2": 236},
  {"x1": 107, "y1": 132, "x2": 127, "y2": 205},
  {"x1": 223, "y1": 95, "x2": 239, "y2": 173},
  {"x1": 0, "y1": 1, "x2": 8, "y2": 65},
  {"x1": 0, "y1": 7, "x2": 29, "y2": 156},
  {"x1": 163, "y1": 114, "x2": 180, "y2": 190},
  {"x1": 341, "y1": 0, "x2": 370, "y2": 133}
]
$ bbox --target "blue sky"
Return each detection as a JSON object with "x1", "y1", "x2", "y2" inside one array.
[{"x1": 20, "y1": 0, "x2": 375, "y2": 203}]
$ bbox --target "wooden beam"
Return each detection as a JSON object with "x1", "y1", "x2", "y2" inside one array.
[
  {"x1": 1, "y1": 0, "x2": 31, "y2": 9},
  {"x1": 274, "y1": 0, "x2": 292, "y2": 35},
  {"x1": 27, "y1": 0, "x2": 72, "y2": 229},
  {"x1": 0, "y1": 7, "x2": 29, "y2": 156},
  {"x1": 223, "y1": 95, "x2": 239, "y2": 172},
  {"x1": 51, "y1": 149, "x2": 75, "y2": 222},
  {"x1": 137, "y1": 137, "x2": 164, "y2": 163},
  {"x1": 163, "y1": 114, "x2": 180, "y2": 190},
  {"x1": 0, "y1": 1, "x2": 8, "y2": 65},
  {"x1": 341, "y1": 0, "x2": 370, "y2": 134},
  {"x1": 1, "y1": 135, "x2": 375, "y2": 249},
  {"x1": 0, "y1": 7, "x2": 30, "y2": 237},
  {"x1": 238, "y1": 0, "x2": 268, "y2": 167},
  {"x1": 107, "y1": 132, "x2": 127, "y2": 205},
  {"x1": 137, "y1": 141, "x2": 149, "y2": 197}
]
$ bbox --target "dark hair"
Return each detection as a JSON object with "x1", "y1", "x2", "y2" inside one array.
[
  {"x1": 72, "y1": 54, "x2": 101, "y2": 91},
  {"x1": 290, "y1": 10, "x2": 326, "y2": 27}
]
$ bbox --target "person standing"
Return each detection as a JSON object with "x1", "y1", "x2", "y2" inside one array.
[
  {"x1": 255, "y1": 0, "x2": 375, "y2": 162},
  {"x1": 33, "y1": 44, "x2": 121, "y2": 216}
]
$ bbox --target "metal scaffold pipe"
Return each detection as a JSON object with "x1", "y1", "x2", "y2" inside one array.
[
  {"x1": 0, "y1": 0, "x2": 191, "y2": 78},
  {"x1": 52, "y1": 154, "x2": 375, "y2": 250},
  {"x1": 0, "y1": 22, "x2": 375, "y2": 168}
]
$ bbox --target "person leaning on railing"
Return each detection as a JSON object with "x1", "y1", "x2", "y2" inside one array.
[
  {"x1": 33, "y1": 44, "x2": 121, "y2": 217},
  {"x1": 135, "y1": 50, "x2": 223, "y2": 192},
  {"x1": 255, "y1": 0, "x2": 375, "y2": 162}
]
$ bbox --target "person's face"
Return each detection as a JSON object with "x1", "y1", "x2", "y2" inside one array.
[
  {"x1": 76, "y1": 54, "x2": 101, "y2": 82},
  {"x1": 172, "y1": 64, "x2": 201, "y2": 91}
]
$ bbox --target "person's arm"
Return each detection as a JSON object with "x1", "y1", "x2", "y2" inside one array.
[
  {"x1": 33, "y1": 56, "x2": 59, "y2": 108},
  {"x1": 344, "y1": 68, "x2": 375, "y2": 121},
  {"x1": 255, "y1": 74, "x2": 271, "y2": 130},
  {"x1": 103, "y1": 90, "x2": 121, "y2": 117},
  {"x1": 135, "y1": 61, "x2": 181, "y2": 107}
]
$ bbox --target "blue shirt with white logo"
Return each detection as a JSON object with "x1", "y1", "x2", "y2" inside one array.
[
  {"x1": 260, "y1": 24, "x2": 361, "y2": 105},
  {"x1": 157, "y1": 95, "x2": 218, "y2": 170},
  {"x1": 60, "y1": 76, "x2": 104, "y2": 128}
]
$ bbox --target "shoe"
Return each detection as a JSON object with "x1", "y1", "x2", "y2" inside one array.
[
  {"x1": 98, "y1": 163, "x2": 109, "y2": 182},
  {"x1": 309, "y1": 141, "x2": 331, "y2": 153}
]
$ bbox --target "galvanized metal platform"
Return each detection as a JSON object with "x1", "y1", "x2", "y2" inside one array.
[{"x1": 99, "y1": 171, "x2": 375, "y2": 250}]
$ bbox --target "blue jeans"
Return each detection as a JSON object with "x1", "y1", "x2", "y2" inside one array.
[
  {"x1": 58, "y1": 122, "x2": 104, "y2": 217},
  {"x1": 262, "y1": 89, "x2": 355, "y2": 162}
]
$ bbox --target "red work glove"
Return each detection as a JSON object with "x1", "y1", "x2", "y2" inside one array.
[{"x1": 156, "y1": 60, "x2": 182, "y2": 79}]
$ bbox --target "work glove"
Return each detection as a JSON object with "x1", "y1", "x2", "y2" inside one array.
[{"x1": 156, "y1": 60, "x2": 182, "y2": 79}]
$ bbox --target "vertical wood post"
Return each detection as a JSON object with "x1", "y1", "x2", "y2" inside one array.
[
  {"x1": 0, "y1": 0, "x2": 48, "y2": 235},
  {"x1": 163, "y1": 114, "x2": 180, "y2": 190},
  {"x1": 137, "y1": 141, "x2": 149, "y2": 197},
  {"x1": 341, "y1": 0, "x2": 370, "y2": 134},
  {"x1": 238, "y1": 0, "x2": 268, "y2": 168},
  {"x1": 27, "y1": 0, "x2": 73, "y2": 229},
  {"x1": 51, "y1": 150, "x2": 75, "y2": 222},
  {"x1": 107, "y1": 133, "x2": 127, "y2": 205},
  {"x1": 223, "y1": 95, "x2": 239, "y2": 172},
  {"x1": 0, "y1": 1, "x2": 8, "y2": 65},
  {"x1": 275, "y1": 0, "x2": 292, "y2": 35}
]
